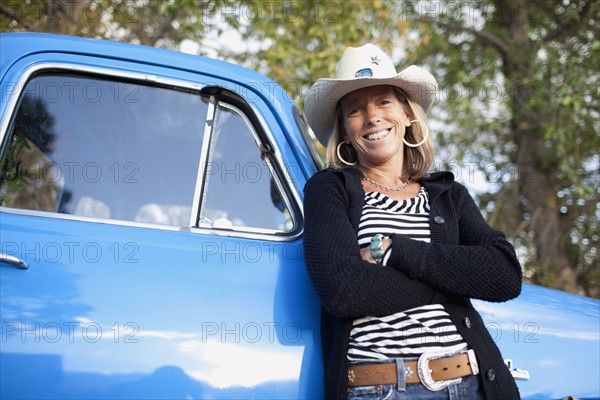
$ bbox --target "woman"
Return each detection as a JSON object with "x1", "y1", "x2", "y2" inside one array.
[{"x1": 302, "y1": 43, "x2": 522, "y2": 399}]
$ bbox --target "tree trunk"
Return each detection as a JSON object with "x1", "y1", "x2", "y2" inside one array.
[{"x1": 500, "y1": 1, "x2": 577, "y2": 292}]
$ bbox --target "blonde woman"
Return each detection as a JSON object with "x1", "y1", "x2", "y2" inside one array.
[{"x1": 302, "y1": 43, "x2": 522, "y2": 399}]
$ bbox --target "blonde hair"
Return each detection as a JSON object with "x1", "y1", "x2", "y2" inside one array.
[{"x1": 325, "y1": 86, "x2": 434, "y2": 181}]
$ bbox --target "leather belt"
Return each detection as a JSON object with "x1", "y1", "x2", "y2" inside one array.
[{"x1": 347, "y1": 350, "x2": 479, "y2": 390}]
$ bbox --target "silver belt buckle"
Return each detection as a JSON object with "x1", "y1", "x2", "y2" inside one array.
[{"x1": 417, "y1": 349, "x2": 478, "y2": 391}]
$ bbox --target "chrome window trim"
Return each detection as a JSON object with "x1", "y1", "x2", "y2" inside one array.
[
  {"x1": 294, "y1": 105, "x2": 324, "y2": 171},
  {"x1": 0, "y1": 62, "x2": 304, "y2": 242},
  {"x1": 190, "y1": 96, "x2": 217, "y2": 228},
  {"x1": 0, "y1": 206, "x2": 294, "y2": 242}
]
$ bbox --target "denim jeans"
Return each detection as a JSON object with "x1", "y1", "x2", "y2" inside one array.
[{"x1": 347, "y1": 375, "x2": 486, "y2": 400}]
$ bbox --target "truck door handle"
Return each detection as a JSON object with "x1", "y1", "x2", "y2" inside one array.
[{"x1": 0, "y1": 253, "x2": 29, "y2": 270}]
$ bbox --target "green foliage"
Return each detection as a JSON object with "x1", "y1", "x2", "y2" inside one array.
[
  {"x1": 0, "y1": 0, "x2": 240, "y2": 47},
  {"x1": 230, "y1": 0, "x2": 414, "y2": 106}
]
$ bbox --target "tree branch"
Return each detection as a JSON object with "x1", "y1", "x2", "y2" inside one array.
[
  {"x1": 428, "y1": 18, "x2": 509, "y2": 58},
  {"x1": 0, "y1": 3, "x2": 35, "y2": 30},
  {"x1": 542, "y1": 2, "x2": 592, "y2": 43}
]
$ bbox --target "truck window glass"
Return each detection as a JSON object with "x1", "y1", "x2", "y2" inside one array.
[
  {"x1": 198, "y1": 103, "x2": 293, "y2": 232},
  {"x1": 0, "y1": 74, "x2": 208, "y2": 226}
]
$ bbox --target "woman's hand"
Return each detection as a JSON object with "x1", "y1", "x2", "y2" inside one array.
[{"x1": 360, "y1": 237, "x2": 392, "y2": 264}]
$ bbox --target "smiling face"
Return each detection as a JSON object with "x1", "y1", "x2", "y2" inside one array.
[{"x1": 339, "y1": 85, "x2": 412, "y2": 168}]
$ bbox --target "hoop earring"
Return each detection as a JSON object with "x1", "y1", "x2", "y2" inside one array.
[
  {"x1": 403, "y1": 120, "x2": 429, "y2": 148},
  {"x1": 336, "y1": 142, "x2": 358, "y2": 166}
]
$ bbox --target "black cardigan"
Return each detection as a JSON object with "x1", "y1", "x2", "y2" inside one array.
[{"x1": 303, "y1": 167, "x2": 522, "y2": 400}]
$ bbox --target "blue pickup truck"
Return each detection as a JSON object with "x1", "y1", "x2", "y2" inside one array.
[{"x1": 0, "y1": 32, "x2": 598, "y2": 399}]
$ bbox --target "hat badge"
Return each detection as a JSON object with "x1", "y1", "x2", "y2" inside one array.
[{"x1": 355, "y1": 55, "x2": 382, "y2": 77}]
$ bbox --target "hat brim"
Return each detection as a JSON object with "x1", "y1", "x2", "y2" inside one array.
[{"x1": 304, "y1": 65, "x2": 437, "y2": 146}]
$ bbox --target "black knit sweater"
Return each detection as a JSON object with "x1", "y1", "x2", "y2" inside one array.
[{"x1": 303, "y1": 167, "x2": 522, "y2": 400}]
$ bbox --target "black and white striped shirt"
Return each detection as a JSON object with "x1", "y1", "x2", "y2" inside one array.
[{"x1": 348, "y1": 187, "x2": 468, "y2": 361}]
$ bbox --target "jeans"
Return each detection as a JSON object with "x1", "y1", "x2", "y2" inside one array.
[{"x1": 347, "y1": 375, "x2": 486, "y2": 400}]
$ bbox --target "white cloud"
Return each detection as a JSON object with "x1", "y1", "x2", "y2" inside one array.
[{"x1": 181, "y1": 339, "x2": 301, "y2": 388}]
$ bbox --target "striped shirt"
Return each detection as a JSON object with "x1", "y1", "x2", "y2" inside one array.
[{"x1": 348, "y1": 187, "x2": 468, "y2": 361}]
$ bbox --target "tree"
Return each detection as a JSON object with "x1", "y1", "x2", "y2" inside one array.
[{"x1": 406, "y1": 0, "x2": 599, "y2": 297}]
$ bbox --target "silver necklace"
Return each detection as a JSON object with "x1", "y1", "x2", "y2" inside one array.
[{"x1": 361, "y1": 176, "x2": 411, "y2": 191}]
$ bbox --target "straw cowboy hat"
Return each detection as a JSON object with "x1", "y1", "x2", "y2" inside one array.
[{"x1": 304, "y1": 43, "x2": 437, "y2": 146}]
